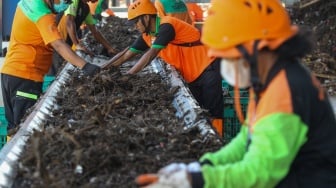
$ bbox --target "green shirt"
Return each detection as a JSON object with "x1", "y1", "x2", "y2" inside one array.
[{"x1": 64, "y1": 0, "x2": 97, "y2": 25}]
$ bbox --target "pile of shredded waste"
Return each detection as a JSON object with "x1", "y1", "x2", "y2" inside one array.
[{"x1": 291, "y1": 0, "x2": 336, "y2": 95}]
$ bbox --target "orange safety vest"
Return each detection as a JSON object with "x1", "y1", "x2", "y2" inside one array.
[{"x1": 142, "y1": 16, "x2": 215, "y2": 83}]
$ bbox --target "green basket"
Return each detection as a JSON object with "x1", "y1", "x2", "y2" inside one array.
[
  {"x1": 222, "y1": 80, "x2": 249, "y2": 141},
  {"x1": 0, "y1": 107, "x2": 8, "y2": 150},
  {"x1": 222, "y1": 80, "x2": 249, "y2": 98},
  {"x1": 43, "y1": 76, "x2": 55, "y2": 92}
]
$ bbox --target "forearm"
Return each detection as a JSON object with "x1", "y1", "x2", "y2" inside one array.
[
  {"x1": 200, "y1": 126, "x2": 248, "y2": 166},
  {"x1": 66, "y1": 16, "x2": 80, "y2": 46},
  {"x1": 127, "y1": 56, "x2": 152, "y2": 74},
  {"x1": 106, "y1": 48, "x2": 135, "y2": 67},
  {"x1": 51, "y1": 39, "x2": 86, "y2": 68},
  {"x1": 128, "y1": 48, "x2": 160, "y2": 74}
]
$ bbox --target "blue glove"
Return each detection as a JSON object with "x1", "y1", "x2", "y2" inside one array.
[{"x1": 82, "y1": 63, "x2": 101, "y2": 76}]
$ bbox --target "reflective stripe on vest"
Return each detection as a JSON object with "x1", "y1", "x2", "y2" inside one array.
[{"x1": 16, "y1": 91, "x2": 38, "y2": 100}]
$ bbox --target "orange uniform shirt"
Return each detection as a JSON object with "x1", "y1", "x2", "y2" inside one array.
[
  {"x1": 142, "y1": 16, "x2": 215, "y2": 83},
  {"x1": 1, "y1": 6, "x2": 62, "y2": 82}
]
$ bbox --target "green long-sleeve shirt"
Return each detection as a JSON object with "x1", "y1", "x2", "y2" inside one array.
[
  {"x1": 200, "y1": 113, "x2": 307, "y2": 188},
  {"x1": 197, "y1": 62, "x2": 336, "y2": 187}
]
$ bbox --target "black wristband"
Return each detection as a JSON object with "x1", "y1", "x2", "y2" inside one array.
[{"x1": 190, "y1": 172, "x2": 205, "y2": 188}]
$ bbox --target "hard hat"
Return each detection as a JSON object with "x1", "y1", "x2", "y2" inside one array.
[
  {"x1": 128, "y1": 0, "x2": 157, "y2": 21},
  {"x1": 201, "y1": 0, "x2": 298, "y2": 58}
]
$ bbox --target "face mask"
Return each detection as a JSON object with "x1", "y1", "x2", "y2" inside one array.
[
  {"x1": 220, "y1": 58, "x2": 251, "y2": 88},
  {"x1": 53, "y1": 0, "x2": 70, "y2": 13}
]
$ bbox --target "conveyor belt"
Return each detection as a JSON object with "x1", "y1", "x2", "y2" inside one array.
[{"x1": 0, "y1": 56, "x2": 216, "y2": 187}]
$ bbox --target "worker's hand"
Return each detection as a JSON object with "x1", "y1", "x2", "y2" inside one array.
[
  {"x1": 76, "y1": 44, "x2": 95, "y2": 57},
  {"x1": 106, "y1": 47, "x2": 118, "y2": 57},
  {"x1": 137, "y1": 170, "x2": 192, "y2": 188},
  {"x1": 158, "y1": 161, "x2": 201, "y2": 175},
  {"x1": 81, "y1": 63, "x2": 101, "y2": 76}
]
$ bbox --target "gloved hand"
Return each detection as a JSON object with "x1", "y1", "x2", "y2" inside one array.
[
  {"x1": 158, "y1": 161, "x2": 201, "y2": 175},
  {"x1": 137, "y1": 170, "x2": 191, "y2": 188},
  {"x1": 81, "y1": 63, "x2": 101, "y2": 76}
]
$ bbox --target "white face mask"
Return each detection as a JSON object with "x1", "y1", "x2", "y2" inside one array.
[{"x1": 220, "y1": 58, "x2": 251, "y2": 88}]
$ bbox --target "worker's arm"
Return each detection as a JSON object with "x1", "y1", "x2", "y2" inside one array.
[
  {"x1": 66, "y1": 15, "x2": 94, "y2": 55},
  {"x1": 104, "y1": 34, "x2": 151, "y2": 69},
  {"x1": 125, "y1": 23, "x2": 174, "y2": 74},
  {"x1": 127, "y1": 48, "x2": 161, "y2": 74},
  {"x1": 66, "y1": 15, "x2": 81, "y2": 47},
  {"x1": 50, "y1": 39, "x2": 86, "y2": 68},
  {"x1": 103, "y1": 47, "x2": 137, "y2": 69},
  {"x1": 199, "y1": 113, "x2": 308, "y2": 188}
]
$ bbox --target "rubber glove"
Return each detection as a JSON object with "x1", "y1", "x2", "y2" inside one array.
[
  {"x1": 158, "y1": 162, "x2": 201, "y2": 175},
  {"x1": 82, "y1": 63, "x2": 101, "y2": 76}
]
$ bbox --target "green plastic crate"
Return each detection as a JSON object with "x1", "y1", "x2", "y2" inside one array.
[
  {"x1": 222, "y1": 79, "x2": 249, "y2": 98},
  {"x1": 43, "y1": 76, "x2": 55, "y2": 92},
  {"x1": 0, "y1": 107, "x2": 8, "y2": 150},
  {"x1": 222, "y1": 80, "x2": 249, "y2": 141}
]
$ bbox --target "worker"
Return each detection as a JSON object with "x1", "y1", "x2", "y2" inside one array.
[
  {"x1": 88, "y1": 0, "x2": 114, "y2": 21},
  {"x1": 1, "y1": 0, "x2": 101, "y2": 131},
  {"x1": 57, "y1": 0, "x2": 116, "y2": 56},
  {"x1": 46, "y1": 0, "x2": 117, "y2": 75},
  {"x1": 154, "y1": 0, "x2": 193, "y2": 25},
  {"x1": 136, "y1": 0, "x2": 336, "y2": 187},
  {"x1": 104, "y1": 0, "x2": 224, "y2": 135}
]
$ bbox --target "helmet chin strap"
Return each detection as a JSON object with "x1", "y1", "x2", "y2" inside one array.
[
  {"x1": 237, "y1": 41, "x2": 263, "y2": 102},
  {"x1": 141, "y1": 15, "x2": 158, "y2": 36},
  {"x1": 140, "y1": 16, "x2": 151, "y2": 35}
]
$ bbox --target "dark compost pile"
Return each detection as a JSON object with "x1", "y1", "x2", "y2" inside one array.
[
  {"x1": 83, "y1": 16, "x2": 139, "y2": 56},
  {"x1": 291, "y1": 0, "x2": 336, "y2": 95},
  {"x1": 13, "y1": 16, "x2": 222, "y2": 188}
]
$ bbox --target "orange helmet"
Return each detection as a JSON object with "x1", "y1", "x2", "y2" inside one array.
[
  {"x1": 201, "y1": 0, "x2": 298, "y2": 58},
  {"x1": 128, "y1": 0, "x2": 157, "y2": 21}
]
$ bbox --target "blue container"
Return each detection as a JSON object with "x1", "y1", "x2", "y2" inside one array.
[{"x1": 2, "y1": 0, "x2": 20, "y2": 40}]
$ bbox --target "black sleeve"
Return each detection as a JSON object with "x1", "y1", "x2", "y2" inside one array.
[
  {"x1": 153, "y1": 23, "x2": 176, "y2": 47},
  {"x1": 130, "y1": 36, "x2": 150, "y2": 52}
]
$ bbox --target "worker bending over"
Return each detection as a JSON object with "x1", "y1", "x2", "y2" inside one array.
[
  {"x1": 1, "y1": 0, "x2": 101, "y2": 131},
  {"x1": 105, "y1": 0, "x2": 224, "y2": 135},
  {"x1": 58, "y1": 0, "x2": 116, "y2": 56}
]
